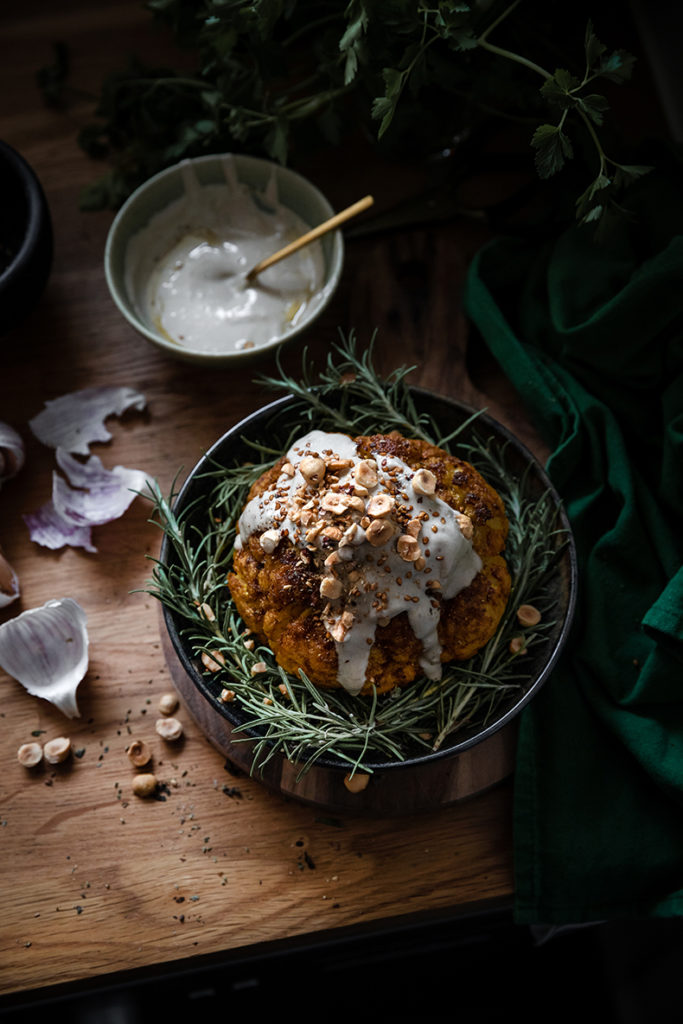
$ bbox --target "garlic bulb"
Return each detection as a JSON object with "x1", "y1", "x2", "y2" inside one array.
[{"x1": 0, "y1": 598, "x2": 89, "y2": 718}]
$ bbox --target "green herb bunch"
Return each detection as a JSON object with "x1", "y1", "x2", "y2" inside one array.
[
  {"x1": 143, "y1": 333, "x2": 571, "y2": 779},
  {"x1": 44, "y1": 0, "x2": 646, "y2": 227}
]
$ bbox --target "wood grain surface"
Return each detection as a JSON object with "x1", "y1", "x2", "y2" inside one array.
[{"x1": 0, "y1": 0, "x2": 555, "y2": 999}]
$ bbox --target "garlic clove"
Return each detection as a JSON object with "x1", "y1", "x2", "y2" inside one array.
[
  {"x1": 28, "y1": 386, "x2": 146, "y2": 455},
  {"x1": 0, "y1": 598, "x2": 89, "y2": 718}
]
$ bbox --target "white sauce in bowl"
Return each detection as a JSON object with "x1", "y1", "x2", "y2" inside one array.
[{"x1": 125, "y1": 157, "x2": 327, "y2": 354}]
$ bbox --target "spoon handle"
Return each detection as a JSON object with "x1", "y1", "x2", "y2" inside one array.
[{"x1": 246, "y1": 194, "x2": 374, "y2": 281}]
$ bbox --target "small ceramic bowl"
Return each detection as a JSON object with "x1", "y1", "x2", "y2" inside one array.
[
  {"x1": 104, "y1": 153, "x2": 344, "y2": 366},
  {"x1": 0, "y1": 140, "x2": 53, "y2": 338}
]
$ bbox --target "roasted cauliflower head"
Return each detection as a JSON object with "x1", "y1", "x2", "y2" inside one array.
[{"x1": 227, "y1": 429, "x2": 510, "y2": 696}]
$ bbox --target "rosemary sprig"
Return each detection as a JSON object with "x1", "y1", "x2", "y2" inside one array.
[{"x1": 143, "y1": 331, "x2": 569, "y2": 776}]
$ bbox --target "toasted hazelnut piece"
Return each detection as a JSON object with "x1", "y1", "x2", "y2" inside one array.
[
  {"x1": 340, "y1": 610, "x2": 355, "y2": 630},
  {"x1": 412, "y1": 468, "x2": 436, "y2": 496},
  {"x1": 198, "y1": 602, "x2": 215, "y2": 621},
  {"x1": 365, "y1": 519, "x2": 395, "y2": 547},
  {"x1": 321, "y1": 525, "x2": 343, "y2": 542},
  {"x1": 320, "y1": 492, "x2": 347, "y2": 515},
  {"x1": 132, "y1": 773, "x2": 158, "y2": 798},
  {"x1": 251, "y1": 661, "x2": 268, "y2": 675},
  {"x1": 280, "y1": 461, "x2": 295, "y2": 477},
  {"x1": 406, "y1": 518, "x2": 422, "y2": 538},
  {"x1": 320, "y1": 576, "x2": 343, "y2": 600},
  {"x1": 454, "y1": 511, "x2": 473, "y2": 540},
  {"x1": 327, "y1": 457, "x2": 354, "y2": 473},
  {"x1": 366, "y1": 493, "x2": 395, "y2": 517},
  {"x1": 158, "y1": 693, "x2": 178, "y2": 716},
  {"x1": 354, "y1": 460, "x2": 378, "y2": 489},
  {"x1": 259, "y1": 528, "x2": 281, "y2": 554},
  {"x1": 517, "y1": 604, "x2": 542, "y2": 627},
  {"x1": 219, "y1": 689, "x2": 236, "y2": 702},
  {"x1": 299, "y1": 455, "x2": 326, "y2": 488},
  {"x1": 329, "y1": 620, "x2": 349, "y2": 642},
  {"x1": 397, "y1": 534, "x2": 421, "y2": 562},
  {"x1": 343, "y1": 771, "x2": 370, "y2": 793},
  {"x1": 43, "y1": 737, "x2": 71, "y2": 765},
  {"x1": 126, "y1": 739, "x2": 152, "y2": 768},
  {"x1": 509, "y1": 636, "x2": 528, "y2": 655},
  {"x1": 201, "y1": 650, "x2": 225, "y2": 673},
  {"x1": 17, "y1": 742, "x2": 43, "y2": 768},
  {"x1": 353, "y1": 483, "x2": 369, "y2": 498},
  {"x1": 155, "y1": 717, "x2": 183, "y2": 742}
]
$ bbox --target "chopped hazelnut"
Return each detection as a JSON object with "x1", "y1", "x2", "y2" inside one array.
[
  {"x1": 132, "y1": 773, "x2": 158, "y2": 798},
  {"x1": 201, "y1": 650, "x2": 225, "y2": 672},
  {"x1": 158, "y1": 693, "x2": 178, "y2": 716},
  {"x1": 412, "y1": 468, "x2": 436, "y2": 496},
  {"x1": 396, "y1": 534, "x2": 421, "y2": 562},
  {"x1": 454, "y1": 511, "x2": 473, "y2": 540},
  {"x1": 509, "y1": 636, "x2": 528, "y2": 655},
  {"x1": 365, "y1": 519, "x2": 395, "y2": 547},
  {"x1": 198, "y1": 602, "x2": 215, "y2": 621},
  {"x1": 299, "y1": 455, "x2": 326, "y2": 488},
  {"x1": 320, "y1": 576, "x2": 343, "y2": 600},
  {"x1": 155, "y1": 717, "x2": 183, "y2": 742},
  {"x1": 219, "y1": 689, "x2": 236, "y2": 702},
  {"x1": 406, "y1": 518, "x2": 422, "y2": 538},
  {"x1": 259, "y1": 528, "x2": 281, "y2": 554},
  {"x1": 126, "y1": 739, "x2": 152, "y2": 767},
  {"x1": 354, "y1": 460, "x2": 378, "y2": 489},
  {"x1": 343, "y1": 771, "x2": 370, "y2": 793},
  {"x1": 17, "y1": 742, "x2": 43, "y2": 768},
  {"x1": 517, "y1": 604, "x2": 542, "y2": 627},
  {"x1": 366, "y1": 493, "x2": 395, "y2": 517},
  {"x1": 43, "y1": 737, "x2": 72, "y2": 765}
]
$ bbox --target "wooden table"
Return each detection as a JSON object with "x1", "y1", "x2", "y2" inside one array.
[{"x1": 2, "y1": 0, "x2": 658, "y2": 1008}]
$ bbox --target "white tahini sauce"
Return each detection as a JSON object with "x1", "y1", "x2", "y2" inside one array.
[
  {"x1": 235, "y1": 430, "x2": 482, "y2": 696},
  {"x1": 125, "y1": 157, "x2": 327, "y2": 354}
]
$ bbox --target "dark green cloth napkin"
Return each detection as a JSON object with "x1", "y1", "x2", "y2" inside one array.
[{"x1": 463, "y1": 171, "x2": 683, "y2": 923}]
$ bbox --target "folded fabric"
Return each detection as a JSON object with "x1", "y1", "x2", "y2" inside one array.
[{"x1": 464, "y1": 168, "x2": 683, "y2": 923}]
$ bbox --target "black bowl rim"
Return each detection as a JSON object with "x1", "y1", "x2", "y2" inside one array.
[
  {"x1": 161, "y1": 388, "x2": 578, "y2": 771},
  {"x1": 0, "y1": 139, "x2": 52, "y2": 287}
]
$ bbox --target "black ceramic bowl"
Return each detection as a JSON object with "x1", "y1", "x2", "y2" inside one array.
[
  {"x1": 0, "y1": 140, "x2": 53, "y2": 337},
  {"x1": 159, "y1": 389, "x2": 578, "y2": 792}
]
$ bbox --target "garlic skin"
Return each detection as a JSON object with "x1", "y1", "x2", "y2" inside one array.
[
  {"x1": 0, "y1": 598, "x2": 89, "y2": 718},
  {"x1": 28, "y1": 386, "x2": 146, "y2": 455},
  {"x1": 0, "y1": 548, "x2": 19, "y2": 607},
  {"x1": 0, "y1": 422, "x2": 24, "y2": 488}
]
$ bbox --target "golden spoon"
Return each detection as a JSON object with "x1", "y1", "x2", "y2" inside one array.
[{"x1": 245, "y1": 194, "x2": 374, "y2": 283}]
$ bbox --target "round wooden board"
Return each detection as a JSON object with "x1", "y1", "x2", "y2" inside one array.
[{"x1": 160, "y1": 615, "x2": 518, "y2": 817}]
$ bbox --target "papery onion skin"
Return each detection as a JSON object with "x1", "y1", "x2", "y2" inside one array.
[{"x1": 0, "y1": 598, "x2": 89, "y2": 717}]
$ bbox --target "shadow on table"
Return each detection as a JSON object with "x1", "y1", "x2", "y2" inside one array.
[{"x1": 1, "y1": 910, "x2": 681, "y2": 1022}]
